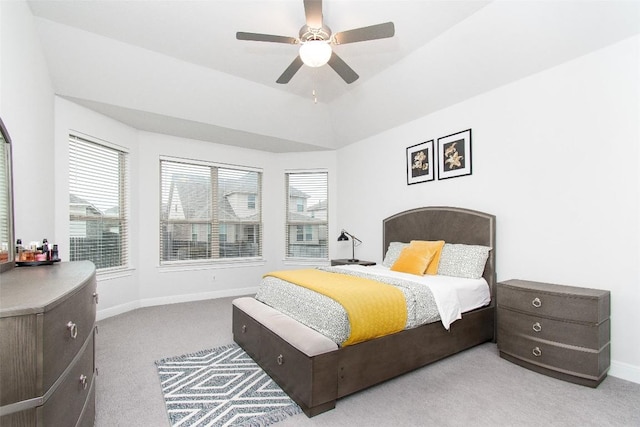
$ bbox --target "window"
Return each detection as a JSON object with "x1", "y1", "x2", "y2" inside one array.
[
  {"x1": 160, "y1": 158, "x2": 262, "y2": 263},
  {"x1": 285, "y1": 171, "x2": 328, "y2": 259},
  {"x1": 69, "y1": 135, "x2": 129, "y2": 271}
]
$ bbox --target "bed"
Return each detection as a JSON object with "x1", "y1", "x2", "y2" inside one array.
[{"x1": 232, "y1": 206, "x2": 496, "y2": 417}]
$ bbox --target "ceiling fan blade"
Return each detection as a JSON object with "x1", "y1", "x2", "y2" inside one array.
[
  {"x1": 276, "y1": 56, "x2": 304, "y2": 84},
  {"x1": 327, "y1": 52, "x2": 359, "y2": 84},
  {"x1": 333, "y1": 22, "x2": 395, "y2": 45},
  {"x1": 236, "y1": 32, "x2": 298, "y2": 44},
  {"x1": 303, "y1": 0, "x2": 323, "y2": 28}
]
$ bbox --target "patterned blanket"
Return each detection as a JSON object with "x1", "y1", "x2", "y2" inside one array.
[
  {"x1": 264, "y1": 269, "x2": 407, "y2": 346},
  {"x1": 255, "y1": 267, "x2": 440, "y2": 346}
]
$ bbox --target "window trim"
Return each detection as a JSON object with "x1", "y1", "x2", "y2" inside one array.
[
  {"x1": 285, "y1": 169, "x2": 329, "y2": 261},
  {"x1": 68, "y1": 133, "x2": 130, "y2": 271},
  {"x1": 159, "y1": 156, "x2": 263, "y2": 265}
]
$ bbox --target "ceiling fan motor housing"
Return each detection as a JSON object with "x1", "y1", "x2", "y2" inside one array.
[{"x1": 299, "y1": 24, "x2": 332, "y2": 42}]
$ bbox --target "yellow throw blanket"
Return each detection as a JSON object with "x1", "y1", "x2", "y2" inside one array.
[{"x1": 265, "y1": 269, "x2": 407, "y2": 346}]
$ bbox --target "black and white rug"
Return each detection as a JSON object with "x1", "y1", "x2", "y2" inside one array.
[{"x1": 155, "y1": 344, "x2": 301, "y2": 427}]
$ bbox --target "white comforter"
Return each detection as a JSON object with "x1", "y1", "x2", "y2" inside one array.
[{"x1": 339, "y1": 265, "x2": 491, "y2": 329}]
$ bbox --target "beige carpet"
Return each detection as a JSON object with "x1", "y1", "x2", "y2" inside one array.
[{"x1": 96, "y1": 297, "x2": 640, "y2": 426}]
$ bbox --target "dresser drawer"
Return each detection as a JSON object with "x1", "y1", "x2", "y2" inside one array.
[
  {"x1": 76, "y1": 376, "x2": 96, "y2": 427},
  {"x1": 42, "y1": 275, "x2": 97, "y2": 391},
  {"x1": 0, "y1": 314, "x2": 38, "y2": 406},
  {"x1": 42, "y1": 330, "x2": 95, "y2": 427},
  {"x1": 497, "y1": 307, "x2": 610, "y2": 350},
  {"x1": 498, "y1": 282, "x2": 609, "y2": 324},
  {"x1": 499, "y1": 332, "x2": 609, "y2": 381},
  {"x1": 0, "y1": 331, "x2": 95, "y2": 427}
]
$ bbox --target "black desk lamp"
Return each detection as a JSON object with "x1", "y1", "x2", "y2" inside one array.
[{"x1": 337, "y1": 230, "x2": 362, "y2": 262}]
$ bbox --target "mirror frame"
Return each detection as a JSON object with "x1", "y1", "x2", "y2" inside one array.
[{"x1": 0, "y1": 116, "x2": 15, "y2": 273}]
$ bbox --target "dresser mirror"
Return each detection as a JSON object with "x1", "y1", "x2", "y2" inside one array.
[{"x1": 0, "y1": 117, "x2": 15, "y2": 272}]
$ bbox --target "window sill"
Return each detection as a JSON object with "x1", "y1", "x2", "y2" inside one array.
[
  {"x1": 283, "y1": 258, "x2": 331, "y2": 267},
  {"x1": 158, "y1": 258, "x2": 266, "y2": 273}
]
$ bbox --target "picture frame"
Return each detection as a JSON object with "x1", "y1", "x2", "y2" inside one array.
[
  {"x1": 406, "y1": 140, "x2": 435, "y2": 185},
  {"x1": 437, "y1": 129, "x2": 472, "y2": 180}
]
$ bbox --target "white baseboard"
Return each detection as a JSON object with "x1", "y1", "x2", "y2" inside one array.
[
  {"x1": 96, "y1": 287, "x2": 258, "y2": 322},
  {"x1": 96, "y1": 300, "x2": 141, "y2": 321},
  {"x1": 609, "y1": 360, "x2": 640, "y2": 385}
]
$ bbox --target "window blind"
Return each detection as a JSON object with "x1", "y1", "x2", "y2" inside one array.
[
  {"x1": 285, "y1": 171, "x2": 328, "y2": 259},
  {"x1": 160, "y1": 159, "x2": 262, "y2": 263},
  {"x1": 69, "y1": 135, "x2": 128, "y2": 270}
]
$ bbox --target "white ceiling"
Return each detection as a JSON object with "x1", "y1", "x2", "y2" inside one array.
[{"x1": 27, "y1": 0, "x2": 640, "y2": 152}]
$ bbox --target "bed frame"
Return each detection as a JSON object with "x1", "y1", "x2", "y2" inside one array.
[{"x1": 232, "y1": 206, "x2": 496, "y2": 417}]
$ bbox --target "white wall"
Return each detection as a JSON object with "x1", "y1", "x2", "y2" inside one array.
[
  {"x1": 134, "y1": 133, "x2": 312, "y2": 309},
  {"x1": 336, "y1": 36, "x2": 640, "y2": 383},
  {"x1": 133, "y1": 134, "x2": 337, "y2": 308},
  {"x1": 3, "y1": 0, "x2": 637, "y2": 384},
  {"x1": 51, "y1": 106, "x2": 338, "y2": 319},
  {"x1": 0, "y1": 0, "x2": 55, "y2": 241},
  {"x1": 54, "y1": 98, "x2": 141, "y2": 316}
]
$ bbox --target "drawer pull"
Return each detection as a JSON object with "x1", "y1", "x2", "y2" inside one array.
[
  {"x1": 277, "y1": 354, "x2": 284, "y2": 365},
  {"x1": 93, "y1": 292, "x2": 99, "y2": 304},
  {"x1": 79, "y1": 374, "x2": 88, "y2": 390},
  {"x1": 532, "y1": 322, "x2": 542, "y2": 332},
  {"x1": 67, "y1": 321, "x2": 78, "y2": 339},
  {"x1": 532, "y1": 297, "x2": 542, "y2": 308},
  {"x1": 242, "y1": 325, "x2": 247, "y2": 333},
  {"x1": 532, "y1": 347, "x2": 542, "y2": 357}
]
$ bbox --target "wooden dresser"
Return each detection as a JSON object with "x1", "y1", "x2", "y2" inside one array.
[
  {"x1": 497, "y1": 279, "x2": 610, "y2": 387},
  {"x1": 0, "y1": 261, "x2": 97, "y2": 426}
]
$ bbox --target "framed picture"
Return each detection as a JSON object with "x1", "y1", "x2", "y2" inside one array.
[
  {"x1": 406, "y1": 140, "x2": 435, "y2": 185},
  {"x1": 438, "y1": 129, "x2": 472, "y2": 180}
]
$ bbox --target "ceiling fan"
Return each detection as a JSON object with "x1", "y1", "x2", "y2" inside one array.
[{"x1": 236, "y1": 0, "x2": 395, "y2": 84}]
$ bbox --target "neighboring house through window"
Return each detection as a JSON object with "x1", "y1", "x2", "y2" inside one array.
[
  {"x1": 285, "y1": 171, "x2": 328, "y2": 259},
  {"x1": 160, "y1": 158, "x2": 262, "y2": 263},
  {"x1": 68, "y1": 134, "x2": 129, "y2": 271}
]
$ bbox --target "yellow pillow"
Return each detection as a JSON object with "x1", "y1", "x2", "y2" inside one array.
[
  {"x1": 391, "y1": 247, "x2": 436, "y2": 276},
  {"x1": 409, "y1": 240, "x2": 445, "y2": 275}
]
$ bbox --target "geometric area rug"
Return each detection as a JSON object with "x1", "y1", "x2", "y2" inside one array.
[{"x1": 155, "y1": 344, "x2": 302, "y2": 427}]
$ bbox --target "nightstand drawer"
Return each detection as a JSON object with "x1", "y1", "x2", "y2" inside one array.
[
  {"x1": 498, "y1": 282, "x2": 608, "y2": 324},
  {"x1": 499, "y1": 332, "x2": 610, "y2": 381},
  {"x1": 497, "y1": 307, "x2": 610, "y2": 350}
]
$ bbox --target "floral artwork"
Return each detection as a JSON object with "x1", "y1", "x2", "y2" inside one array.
[
  {"x1": 406, "y1": 140, "x2": 434, "y2": 185},
  {"x1": 438, "y1": 129, "x2": 472, "y2": 180}
]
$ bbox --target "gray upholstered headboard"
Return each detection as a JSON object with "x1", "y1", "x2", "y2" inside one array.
[{"x1": 383, "y1": 206, "x2": 496, "y2": 298}]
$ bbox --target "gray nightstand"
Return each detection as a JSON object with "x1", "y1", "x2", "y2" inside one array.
[
  {"x1": 497, "y1": 279, "x2": 610, "y2": 387},
  {"x1": 330, "y1": 259, "x2": 376, "y2": 266}
]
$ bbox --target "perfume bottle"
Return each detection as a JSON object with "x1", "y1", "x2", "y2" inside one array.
[
  {"x1": 42, "y1": 238, "x2": 49, "y2": 260},
  {"x1": 16, "y1": 239, "x2": 25, "y2": 261}
]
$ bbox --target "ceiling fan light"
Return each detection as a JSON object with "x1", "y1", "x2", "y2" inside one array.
[{"x1": 299, "y1": 40, "x2": 332, "y2": 67}]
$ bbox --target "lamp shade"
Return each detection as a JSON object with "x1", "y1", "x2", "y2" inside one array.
[
  {"x1": 299, "y1": 40, "x2": 332, "y2": 67},
  {"x1": 337, "y1": 231, "x2": 349, "y2": 241}
]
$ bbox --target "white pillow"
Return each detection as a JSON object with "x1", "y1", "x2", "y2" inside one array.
[
  {"x1": 382, "y1": 242, "x2": 409, "y2": 267},
  {"x1": 437, "y1": 243, "x2": 491, "y2": 279}
]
